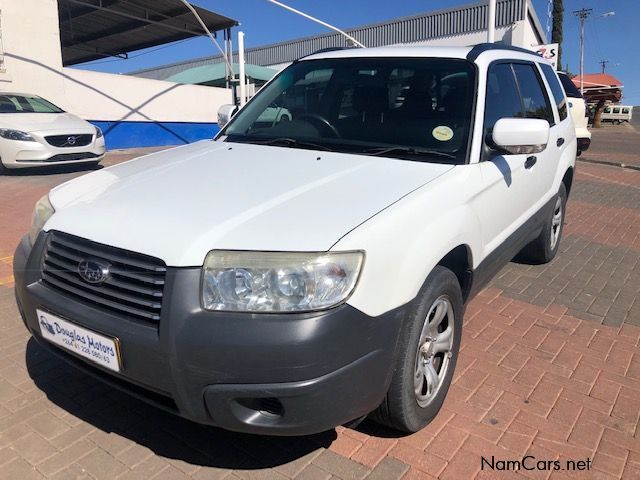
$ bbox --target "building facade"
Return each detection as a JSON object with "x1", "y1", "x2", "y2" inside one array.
[{"x1": 0, "y1": 0, "x2": 231, "y2": 149}]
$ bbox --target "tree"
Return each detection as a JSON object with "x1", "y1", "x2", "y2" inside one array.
[{"x1": 552, "y1": 0, "x2": 564, "y2": 70}]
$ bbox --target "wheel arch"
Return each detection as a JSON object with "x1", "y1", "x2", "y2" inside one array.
[
  {"x1": 562, "y1": 167, "x2": 574, "y2": 197},
  {"x1": 436, "y1": 245, "x2": 473, "y2": 302}
]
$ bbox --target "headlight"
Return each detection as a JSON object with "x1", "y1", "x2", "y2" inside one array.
[
  {"x1": 29, "y1": 195, "x2": 55, "y2": 245},
  {"x1": 202, "y1": 251, "x2": 364, "y2": 312},
  {"x1": 0, "y1": 129, "x2": 34, "y2": 141},
  {"x1": 95, "y1": 126, "x2": 103, "y2": 138}
]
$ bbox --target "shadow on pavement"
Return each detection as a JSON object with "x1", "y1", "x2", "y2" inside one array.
[{"x1": 25, "y1": 338, "x2": 337, "y2": 470}]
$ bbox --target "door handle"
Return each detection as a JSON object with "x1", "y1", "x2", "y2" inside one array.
[
  {"x1": 525, "y1": 155, "x2": 537, "y2": 169},
  {"x1": 557, "y1": 137, "x2": 565, "y2": 147}
]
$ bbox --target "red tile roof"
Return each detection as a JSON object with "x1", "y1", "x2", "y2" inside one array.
[{"x1": 572, "y1": 73, "x2": 623, "y2": 89}]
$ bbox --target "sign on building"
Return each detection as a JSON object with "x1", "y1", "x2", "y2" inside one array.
[{"x1": 534, "y1": 43, "x2": 559, "y2": 69}]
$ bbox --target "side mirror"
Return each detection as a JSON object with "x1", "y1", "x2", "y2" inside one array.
[
  {"x1": 217, "y1": 104, "x2": 239, "y2": 129},
  {"x1": 491, "y1": 118, "x2": 550, "y2": 155}
]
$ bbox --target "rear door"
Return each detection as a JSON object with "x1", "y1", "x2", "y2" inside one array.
[{"x1": 539, "y1": 62, "x2": 575, "y2": 185}]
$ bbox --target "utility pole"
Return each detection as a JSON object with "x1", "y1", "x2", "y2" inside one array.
[
  {"x1": 599, "y1": 59, "x2": 609, "y2": 74},
  {"x1": 573, "y1": 8, "x2": 592, "y2": 94}
]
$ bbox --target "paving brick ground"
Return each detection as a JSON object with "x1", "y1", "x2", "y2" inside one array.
[{"x1": 0, "y1": 148, "x2": 639, "y2": 479}]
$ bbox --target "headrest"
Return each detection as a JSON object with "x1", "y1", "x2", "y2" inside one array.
[
  {"x1": 352, "y1": 85, "x2": 389, "y2": 114},
  {"x1": 0, "y1": 101, "x2": 17, "y2": 112}
]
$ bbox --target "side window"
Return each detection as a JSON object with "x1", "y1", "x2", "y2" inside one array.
[
  {"x1": 613, "y1": 107, "x2": 621, "y2": 114},
  {"x1": 540, "y1": 64, "x2": 568, "y2": 121},
  {"x1": 512, "y1": 63, "x2": 554, "y2": 124},
  {"x1": 604, "y1": 107, "x2": 611, "y2": 113},
  {"x1": 622, "y1": 107, "x2": 630, "y2": 114},
  {"x1": 484, "y1": 63, "x2": 523, "y2": 135}
]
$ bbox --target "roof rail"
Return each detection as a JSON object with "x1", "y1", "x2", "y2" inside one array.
[{"x1": 467, "y1": 43, "x2": 536, "y2": 61}]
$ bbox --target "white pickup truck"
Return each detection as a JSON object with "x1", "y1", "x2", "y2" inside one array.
[{"x1": 15, "y1": 44, "x2": 576, "y2": 435}]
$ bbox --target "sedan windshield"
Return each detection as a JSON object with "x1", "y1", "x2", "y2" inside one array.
[
  {"x1": 223, "y1": 57, "x2": 476, "y2": 164},
  {"x1": 0, "y1": 94, "x2": 65, "y2": 114}
]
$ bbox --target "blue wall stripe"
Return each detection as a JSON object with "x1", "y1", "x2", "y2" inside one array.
[{"x1": 89, "y1": 120, "x2": 220, "y2": 150}]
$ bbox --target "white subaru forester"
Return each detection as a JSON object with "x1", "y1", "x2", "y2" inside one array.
[{"x1": 15, "y1": 44, "x2": 576, "y2": 435}]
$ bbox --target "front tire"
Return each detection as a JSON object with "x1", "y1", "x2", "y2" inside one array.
[
  {"x1": 372, "y1": 266, "x2": 463, "y2": 433},
  {"x1": 0, "y1": 159, "x2": 7, "y2": 174},
  {"x1": 519, "y1": 183, "x2": 567, "y2": 264}
]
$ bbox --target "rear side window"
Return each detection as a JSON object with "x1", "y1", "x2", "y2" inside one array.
[
  {"x1": 484, "y1": 63, "x2": 523, "y2": 134},
  {"x1": 512, "y1": 64, "x2": 554, "y2": 124},
  {"x1": 623, "y1": 107, "x2": 630, "y2": 114},
  {"x1": 558, "y1": 73, "x2": 582, "y2": 98},
  {"x1": 540, "y1": 64, "x2": 568, "y2": 121}
]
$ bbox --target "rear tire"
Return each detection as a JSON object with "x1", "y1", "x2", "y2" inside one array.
[
  {"x1": 372, "y1": 266, "x2": 463, "y2": 433},
  {"x1": 519, "y1": 183, "x2": 567, "y2": 264}
]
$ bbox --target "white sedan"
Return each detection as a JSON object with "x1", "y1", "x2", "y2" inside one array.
[{"x1": 0, "y1": 93, "x2": 105, "y2": 173}]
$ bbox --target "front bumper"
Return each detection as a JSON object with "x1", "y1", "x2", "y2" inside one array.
[
  {"x1": 14, "y1": 234, "x2": 404, "y2": 435},
  {"x1": 577, "y1": 137, "x2": 591, "y2": 155},
  {"x1": 0, "y1": 134, "x2": 105, "y2": 169}
]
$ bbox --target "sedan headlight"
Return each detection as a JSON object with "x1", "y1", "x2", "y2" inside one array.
[
  {"x1": 29, "y1": 195, "x2": 55, "y2": 245},
  {"x1": 95, "y1": 126, "x2": 103, "y2": 138},
  {"x1": 0, "y1": 129, "x2": 34, "y2": 141},
  {"x1": 202, "y1": 251, "x2": 364, "y2": 312}
]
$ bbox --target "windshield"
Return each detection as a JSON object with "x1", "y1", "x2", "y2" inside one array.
[
  {"x1": 0, "y1": 94, "x2": 65, "y2": 113},
  {"x1": 222, "y1": 57, "x2": 476, "y2": 164}
]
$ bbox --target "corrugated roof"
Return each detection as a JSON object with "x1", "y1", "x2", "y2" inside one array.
[
  {"x1": 132, "y1": 0, "x2": 541, "y2": 81},
  {"x1": 167, "y1": 63, "x2": 278, "y2": 85},
  {"x1": 58, "y1": 0, "x2": 238, "y2": 66}
]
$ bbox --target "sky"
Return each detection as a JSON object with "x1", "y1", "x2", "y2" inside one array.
[{"x1": 79, "y1": 0, "x2": 640, "y2": 105}]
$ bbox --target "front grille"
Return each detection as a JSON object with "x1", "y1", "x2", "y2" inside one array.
[
  {"x1": 41, "y1": 231, "x2": 166, "y2": 323},
  {"x1": 45, "y1": 134, "x2": 93, "y2": 147},
  {"x1": 18, "y1": 152, "x2": 100, "y2": 163}
]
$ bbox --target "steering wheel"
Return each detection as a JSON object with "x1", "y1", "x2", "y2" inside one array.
[{"x1": 297, "y1": 113, "x2": 341, "y2": 139}]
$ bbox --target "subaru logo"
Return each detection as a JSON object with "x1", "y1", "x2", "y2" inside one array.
[{"x1": 78, "y1": 259, "x2": 110, "y2": 284}]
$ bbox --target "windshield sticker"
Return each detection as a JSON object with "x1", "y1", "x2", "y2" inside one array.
[{"x1": 432, "y1": 126, "x2": 454, "y2": 142}]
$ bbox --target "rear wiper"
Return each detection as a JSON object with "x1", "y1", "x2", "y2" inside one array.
[
  {"x1": 250, "y1": 137, "x2": 333, "y2": 152},
  {"x1": 363, "y1": 146, "x2": 456, "y2": 161}
]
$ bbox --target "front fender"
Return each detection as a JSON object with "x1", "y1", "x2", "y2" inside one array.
[{"x1": 333, "y1": 175, "x2": 482, "y2": 318}]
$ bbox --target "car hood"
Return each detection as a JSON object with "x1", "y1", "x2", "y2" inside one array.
[
  {"x1": 0, "y1": 113, "x2": 93, "y2": 133},
  {"x1": 46, "y1": 141, "x2": 454, "y2": 266}
]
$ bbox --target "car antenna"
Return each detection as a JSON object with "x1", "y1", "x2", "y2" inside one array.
[{"x1": 266, "y1": 0, "x2": 366, "y2": 48}]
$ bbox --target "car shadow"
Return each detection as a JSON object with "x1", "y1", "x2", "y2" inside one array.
[
  {"x1": 3, "y1": 163, "x2": 103, "y2": 177},
  {"x1": 25, "y1": 338, "x2": 337, "y2": 469}
]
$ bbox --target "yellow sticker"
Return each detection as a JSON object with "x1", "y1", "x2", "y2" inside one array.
[{"x1": 432, "y1": 126, "x2": 454, "y2": 142}]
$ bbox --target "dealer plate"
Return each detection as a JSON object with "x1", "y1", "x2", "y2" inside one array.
[{"x1": 37, "y1": 309, "x2": 121, "y2": 372}]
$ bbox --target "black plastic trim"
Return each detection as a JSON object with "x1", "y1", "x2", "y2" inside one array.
[{"x1": 467, "y1": 43, "x2": 540, "y2": 61}]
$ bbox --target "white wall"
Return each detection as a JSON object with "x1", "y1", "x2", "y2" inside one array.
[
  {"x1": 62, "y1": 68, "x2": 230, "y2": 123},
  {"x1": 0, "y1": 0, "x2": 231, "y2": 124}
]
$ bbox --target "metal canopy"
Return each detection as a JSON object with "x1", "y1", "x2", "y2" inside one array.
[{"x1": 58, "y1": 0, "x2": 238, "y2": 66}]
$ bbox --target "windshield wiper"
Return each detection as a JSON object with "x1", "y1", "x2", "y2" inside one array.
[
  {"x1": 241, "y1": 137, "x2": 334, "y2": 152},
  {"x1": 363, "y1": 146, "x2": 457, "y2": 161}
]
